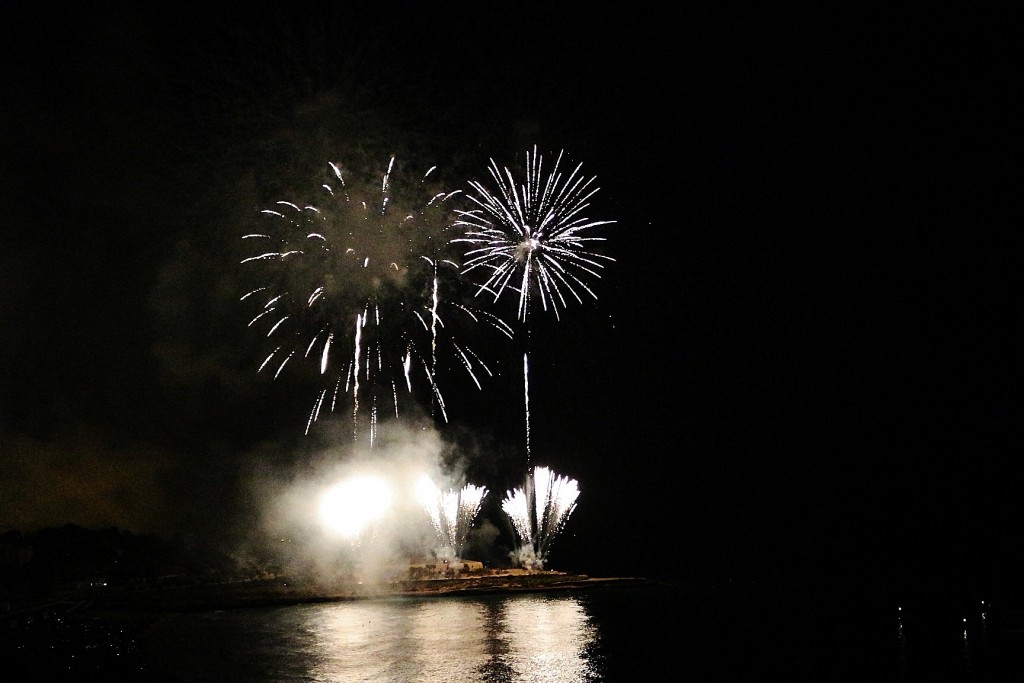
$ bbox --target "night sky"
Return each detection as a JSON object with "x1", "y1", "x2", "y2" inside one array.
[{"x1": 1, "y1": 5, "x2": 1016, "y2": 592}]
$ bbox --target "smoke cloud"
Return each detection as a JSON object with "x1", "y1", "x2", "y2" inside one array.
[{"x1": 232, "y1": 415, "x2": 509, "y2": 587}]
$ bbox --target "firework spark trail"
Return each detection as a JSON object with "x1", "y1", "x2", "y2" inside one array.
[
  {"x1": 415, "y1": 477, "x2": 488, "y2": 560},
  {"x1": 453, "y1": 146, "x2": 614, "y2": 464},
  {"x1": 523, "y1": 353, "x2": 530, "y2": 461},
  {"x1": 501, "y1": 466, "x2": 580, "y2": 570},
  {"x1": 241, "y1": 158, "x2": 512, "y2": 442}
]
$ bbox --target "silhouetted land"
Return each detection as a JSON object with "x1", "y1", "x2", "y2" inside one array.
[{"x1": 1, "y1": 524, "x2": 649, "y2": 614}]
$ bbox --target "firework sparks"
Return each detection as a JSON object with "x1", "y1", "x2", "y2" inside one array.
[
  {"x1": 501, "y1": 466, "x2": 580, "y2": 570},
  {"x1": 453, "y1": 145, "x2": 615, "y2": 322},
  {"x1": 453, "y1": 147, "x2": 614, "y2": 463},
  {"x1": 240, "y1": 158, "x2": 512, "y2": 442},
  {"x1": 415, "y1": 476, "x2": 488, "y2": 561}
]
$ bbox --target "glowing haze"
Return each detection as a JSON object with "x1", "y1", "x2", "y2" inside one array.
[
  {"x1": 240, "y1": 419, "x2": 502, "y2": 586},
  {"x1": 318, "y1": 474, "x2": 392, "y2": 539}
]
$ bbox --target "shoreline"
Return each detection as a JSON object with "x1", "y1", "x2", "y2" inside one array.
[{"x1": 88, "y1": 571, "x2": 655, "y2": 614}]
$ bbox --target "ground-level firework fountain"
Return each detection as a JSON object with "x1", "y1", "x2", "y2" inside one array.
[
  {"x1": 309, "y1": 459, "x2": 580, "y2": 574},
  {"x1": 502, "y1": 466, "x2": 580, "y2": 570},
  {"x1": 415, "y1": 477, "x2": 488, "y2": 563},
  {"x1": 246, "y1": 421, "x2": 583, "y2": 580}
]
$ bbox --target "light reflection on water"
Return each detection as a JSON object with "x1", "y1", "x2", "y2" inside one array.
[
  {"x1": 35, "y1": 582, "x2": 1024, "y2": 680},
  {"x1": 143, "y1": 593, "x2": 601, "y2": 682}
]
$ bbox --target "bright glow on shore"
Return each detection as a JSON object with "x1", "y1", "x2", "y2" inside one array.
[{"x1": 319, "y1": 475, "x2": 392, "y2": 538}]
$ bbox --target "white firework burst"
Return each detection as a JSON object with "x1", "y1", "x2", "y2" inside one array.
[
  {"x1": 240, "y1": 158, "x2": 512, "y2": 441},
  {"x1": 453, "y1": 145, "x2": 616, "y2": 322}
]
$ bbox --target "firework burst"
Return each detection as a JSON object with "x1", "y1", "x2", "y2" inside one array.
[
  {"x1": 501, "y1": 466, "x2": 580, "y2": 570},
  {"x1": 453, "y1": 145, "x2": 615, "y2": 322},
  {"x1": 240, "y1": 158, "x2": 512, "y2": 442},
  {"x1": 453, "y1": 146, "x2": 615, "y2": 462}
]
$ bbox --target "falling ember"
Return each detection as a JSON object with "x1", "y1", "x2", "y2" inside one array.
[
  {"x1": 501, "y1": 466, "x2": 580, "y2": 570},
  {"x1": 240, "y1": 158, "x2": 512, "y2": 442}
]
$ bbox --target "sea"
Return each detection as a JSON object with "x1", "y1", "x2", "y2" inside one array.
[{"x1": 8, "y1": 578, "x2": 1024, "y2": 681}]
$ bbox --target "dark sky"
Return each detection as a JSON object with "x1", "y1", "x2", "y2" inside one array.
[{"x1": 1, "y1": 4, "x2": 1016, "y2": 590}]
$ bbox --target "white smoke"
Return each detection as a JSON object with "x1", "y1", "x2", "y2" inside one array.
[{"x1": 236, "y1": 416, "x2": 492, "y2": 588}]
